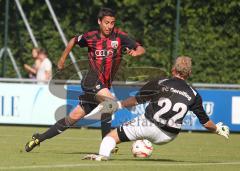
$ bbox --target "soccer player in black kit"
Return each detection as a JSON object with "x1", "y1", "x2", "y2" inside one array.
[
  {"x1": 83, "y1": 56, "x2": 230, "y2": 161},
  {"x1": 25, "y1": 7, "x2": 145, "y2": 152}
]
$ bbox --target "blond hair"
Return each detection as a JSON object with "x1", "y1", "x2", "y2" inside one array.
[{"x1": 172, "y1": 56, "x2": 192, "y2": 79}]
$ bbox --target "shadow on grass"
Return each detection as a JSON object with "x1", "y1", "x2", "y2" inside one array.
[
  {"x1": 56, "y1": 151, "x2": 97, "y2": 155},
  {"x1": 114, "y1": 158, "x2": 184, "y2": 162},
  {"x1": 115, "y1": 158, "x2": 222, "y2": 164}
]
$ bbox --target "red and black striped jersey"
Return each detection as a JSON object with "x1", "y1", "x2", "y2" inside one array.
[{"x1": 74, "y1": 28, "x2": 140, "y2": 88}]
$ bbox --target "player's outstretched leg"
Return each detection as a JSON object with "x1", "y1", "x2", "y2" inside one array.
[
  {"x1": 25, "y1": 116, "x2": 77, "y2": 152},
  {"x1": 25, "y1": 133, "x2": 41, "y2": 152},
  {"x1": 25, "y1": 105, "x2": 85, "y2": 152}
]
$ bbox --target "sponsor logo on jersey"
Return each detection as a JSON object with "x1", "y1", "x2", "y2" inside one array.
[
  {"x1": 170, "y1": 88, "x2": 192, "y2": 101},
  {"x1": 111, "y1": 41, "x2": 118, "y2": 49},
  {"x1": 77, "y1": 35, "x2": 83, "y2": 42},
  {"x1": 95, "y1": 50, "x2": 113, "y2": 57},
  {"x1": 161, "y1": 86, "x2": 170, "y2": 93},
  {"x1": 95, "y1": 84, "x2": 101, "y2": 90}
]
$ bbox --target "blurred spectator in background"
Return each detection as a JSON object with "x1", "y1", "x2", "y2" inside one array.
[
  {"x1": 36, "y1": 49, "x2": 52, "y2": 82},
  {"x1": 24, "y1": 48, "x2": 41, "y2": 79}
]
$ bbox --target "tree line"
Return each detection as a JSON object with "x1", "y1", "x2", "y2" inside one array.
[{"x1": 0, "y1": 0, "x2": 239, "y2": 83}]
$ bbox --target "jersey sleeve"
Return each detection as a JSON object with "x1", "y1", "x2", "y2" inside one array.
[
  {"x1": 74, "y1": 34, "x2": 87, "y2": 47},
  {"x1": 118, "y1": 32, "x2": 140, "y2": 50},
  {"x1": 189, "y1": 93, "x2": 210, "y2": 124},
  {"x1": 135, "y1": 78, "x2": 168, "y2": 104}
]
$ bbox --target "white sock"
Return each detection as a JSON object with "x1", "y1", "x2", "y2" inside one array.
[{"x1": 99, "y1": 136, "x2": 116, "y2": 157}]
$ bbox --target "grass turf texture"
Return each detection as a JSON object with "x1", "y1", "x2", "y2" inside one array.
[{"x1": 0, "y1": 125, "x2": 239, "y2": 171}]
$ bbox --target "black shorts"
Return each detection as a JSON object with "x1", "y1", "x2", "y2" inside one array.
[
  {"x1": 117, "y1": 126, "x2": 130, "y2": 142},
  {"x1": 79, "y1": 70, "x2": 110, "y2": 114},
  {"x1": 78, "y1": 92, "x2": 98, "y2": 114},
  {"x1": 81, "y1": 69, "x2": 109, "y2": 94}
]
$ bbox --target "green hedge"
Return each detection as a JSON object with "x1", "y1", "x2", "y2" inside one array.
[{"x1": 0, "y1": 0, "x2": 239, "y2": 83}]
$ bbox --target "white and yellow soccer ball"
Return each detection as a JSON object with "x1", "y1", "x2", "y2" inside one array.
[{"x1": 131, "y1": 139, "x2": 153, "y2": 158}]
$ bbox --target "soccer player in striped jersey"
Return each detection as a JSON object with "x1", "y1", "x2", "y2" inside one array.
[{"x1": 25, "y1": 7, "x2": 145, "y2": 152}]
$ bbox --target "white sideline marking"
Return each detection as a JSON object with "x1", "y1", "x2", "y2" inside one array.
[{"x1": 1, "y1": 162, "x2": 240, "y2": 170}]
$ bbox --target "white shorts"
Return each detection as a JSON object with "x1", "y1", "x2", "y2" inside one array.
[{"x1": 120, "y1": 114, "x2": 177, "y2": 144}]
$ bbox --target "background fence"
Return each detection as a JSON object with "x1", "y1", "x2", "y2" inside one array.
[{"x1": 0, "y1": 79, "x2": 240, "y2": 132}]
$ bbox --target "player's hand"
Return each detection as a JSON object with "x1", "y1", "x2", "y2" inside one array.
[
  {"x1": 216, "y1": 122, "x2": 230, "y2": 139},
  {"x1": 57, "y1": 58, "x2": 65, "y2": 70},
  {"x1": 99, "y1": 99, "x2": 122, "y2": 114},
  {"x1": 126, "y1": 48, "x2": 138, "y2": 57}
]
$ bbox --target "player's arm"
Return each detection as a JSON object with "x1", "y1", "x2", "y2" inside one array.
[
  {"x1": 190, "y1": 93, "x2": 230, "y2": 139},
  {"x1": 204, "y1": 120, "x2": 230, "y2": 139},
  {"x1": 126, "y1": 45, "x2": 145, "y2": 57},
  {"x1": 98, "y1": 79, "x2": 167, "y2": 113},
  {"x1": 119, "y1": 32, "x2": 145, "y2": 57},
  {"x1": 120, "y1": 79, "x2": 164, "y2": 108},
  {"x1": 121, "y1": 96, "x2": 138, "y2": 108},
  {"x1": 203, "y1": 120, "x2": 217, "y2": 132},
  {"x1": 57, "y1": 37, "x2": 76, "y2": 70},
  {"x1": 57, "y1": 34, "x2": 87, "y2": 70}
]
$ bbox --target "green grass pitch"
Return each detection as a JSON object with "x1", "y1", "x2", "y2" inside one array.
[{"x1": 0, "y1": 125, "x2": 239, "y2": 171}]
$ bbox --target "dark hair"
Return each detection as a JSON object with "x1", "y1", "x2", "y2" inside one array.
[
  {"x1": 98, "y1": 7, "x2": 116, "y2": 20},
  {"x1": 38, "y1": 48, "x2": 47, "y2": 55}
]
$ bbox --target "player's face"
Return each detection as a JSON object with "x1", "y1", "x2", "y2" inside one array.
[{"x1": 98, "y1": 16, "x2": 115, "y2": 37}]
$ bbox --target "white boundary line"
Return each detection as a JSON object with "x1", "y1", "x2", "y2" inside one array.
[{"x1": 1, "y1": 162, "x2": 240, "y2": 170}]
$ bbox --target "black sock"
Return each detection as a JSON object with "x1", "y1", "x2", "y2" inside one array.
[
  {"x1": 39, "y1": 117, "x2": 70, "y2": 142},
  {"x1": 101, "y1": 113, "x2": 112, "y2": 139}
]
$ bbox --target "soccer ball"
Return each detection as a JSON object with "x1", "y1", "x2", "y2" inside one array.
[{"x1": 131, "y1": 139, "x2": 153, "y2": 158}]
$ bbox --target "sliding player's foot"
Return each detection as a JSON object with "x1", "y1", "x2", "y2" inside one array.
[
  {"x1": 25, "y1": 133, "x2": 41, "y2": 152},
  {"x1": 82, "y1": 154, "x2": 108, "y2": 161}
]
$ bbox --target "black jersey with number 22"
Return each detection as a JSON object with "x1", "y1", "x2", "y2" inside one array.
[{"x1": 135, "y1": 77, "x2": 210, "y2": 134}]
